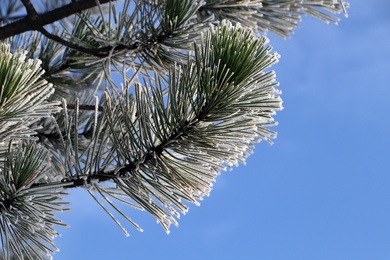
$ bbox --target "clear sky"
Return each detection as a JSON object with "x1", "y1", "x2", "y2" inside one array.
[{"x1": 55, "y1": 1, "x2": 390, "y2": 259}]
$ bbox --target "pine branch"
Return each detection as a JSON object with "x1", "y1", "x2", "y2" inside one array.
[
  {"x1": 66, "y1": 103, "x2": 104, "y2": 112},
  {"x1": 19, "y1": 0, "x2": 109, "y2": 57},
  {"x1": 55, "y1": 116, "x2": 200, "y2": 188},
  {"x1": 0, "y1": 0, "x2": 348, "y2": 256},
  {"x1": 39, "y1": 27, "x2": 111, "y2": 56},
  {"x1": 0, "y1": 142, "x2": 69, "y2": 259},
  {"x1": 45, "y1": 21, "x2": 282, "y2": 235},
  {"x1": 19, "y1": 0, "x2": 37, "y2": 16},
  {"x1": 0, "y1": 43, "x2": 60, "y2": 150},
  {"x1": 198, "y1": 0, "x2": 348, "y2": 37},
  {"x1": 0, "y1": 0, "x2": 116, "y2": 40}
]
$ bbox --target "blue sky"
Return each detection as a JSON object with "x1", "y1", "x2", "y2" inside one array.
[{"x1": 55, "y1": 1, "x2": 390, "y2": 259}]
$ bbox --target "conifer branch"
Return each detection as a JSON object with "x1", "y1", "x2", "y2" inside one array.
[
  {"x1": 0, "y1": 0, "x2": 116, "y2": 40},
  {"x1": 0, "y1": 0, "x2": 348, "y2": 257}
]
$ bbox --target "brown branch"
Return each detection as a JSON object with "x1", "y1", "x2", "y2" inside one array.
[
  {"x1": 18, "y1": 0, "x2": 104, "y2": 56},
  {"x1": 60, "y1": 119, "x2": 199, "y2": 188},
  {"x1": 2, "y1": 0, "x2": 169, "y2": 65},
  {"x1": 32, "y1": 104, "x2": 205, "y2": 189},
  {"x1": 65, "y1": 103, "x2": 104, "y2": 112},
  {"x1": 32, "y1": 118, "x2": 199, "y2": 189},
  {"x1": 20, "y1": 0, "x2": 38, "y2": 17},
  {"x1": 38, "y1": 27, "x2": 106, "y2": 56},
  {"x1": 0, "y1": 0, "x2": 116, "y2": 40}
]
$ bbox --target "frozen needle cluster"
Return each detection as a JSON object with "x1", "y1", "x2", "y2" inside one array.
[{"x1": 0, "y1": 0, "x2": 347, "y2": 258}]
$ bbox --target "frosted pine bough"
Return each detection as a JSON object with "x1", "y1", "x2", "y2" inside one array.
[
  {"x1": 0, "y1": 44, "x2": 60, "y2": 154},
  {"x1": 0, "y1": 45, "x2": 67, "y2": 258},
  {"x1": 0, "y1": 0, "x2": 347, "y2": 258},
  {"x1": 64, "y1": 21, "x2": 282, "y2": 234},
  {"x1": 197, "y1": 0, "x2": 348, "y2": 37},
  {"x1": 0, "y1": 21, "x2": 281, "y2": 257}
]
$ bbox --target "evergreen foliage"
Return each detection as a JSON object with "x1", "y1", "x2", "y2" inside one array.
[{"x1": 0, "y1": 0, "x2": 347, "y2": 258}]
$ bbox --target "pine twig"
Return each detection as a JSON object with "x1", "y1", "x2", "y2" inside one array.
[{"x1": 0, "y1": 0, "x2": 117, "y2": 40}]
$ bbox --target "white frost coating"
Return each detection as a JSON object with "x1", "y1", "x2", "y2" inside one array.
[
  {"x1": 0, "y1": 142, "x2": 67, "y2": 259},
  {"x1": 0, "y1": 43, "x2": 59, "y2": 149}
]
